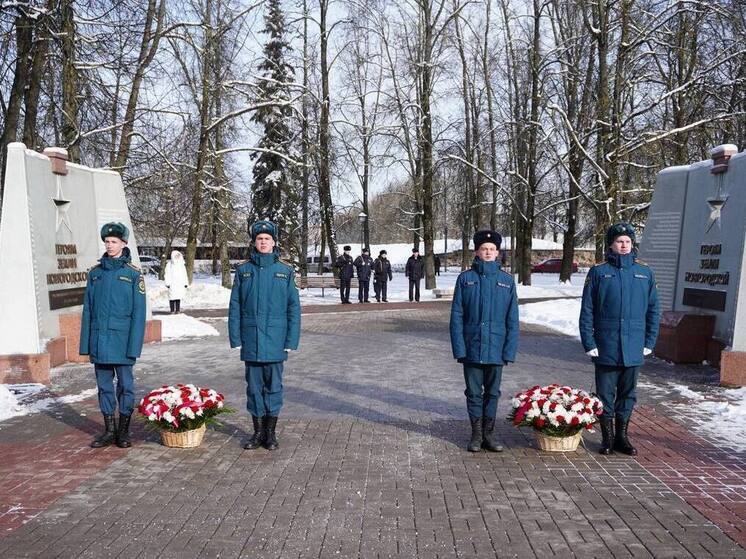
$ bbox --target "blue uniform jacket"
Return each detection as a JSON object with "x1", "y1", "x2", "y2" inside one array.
[
  {"x1": 579, "y1": 251, "x2": 660, "y2": 366},
  {"x1": 79, "y1": 248, "x2": 147, "y2": 365},
  {"x1": 450, "y1": 258, "x2": 519, "y2": 365},
  {"x1": 228, "y1": 249, "x2": 301, "y2": 363}
]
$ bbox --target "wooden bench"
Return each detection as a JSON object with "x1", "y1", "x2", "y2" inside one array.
[
  {"x1": 433, "y1": 288, "x2": 454, "y2": 299},
  {"x1": 298, "y1": 276, "x2": 359, "y2": 297}
]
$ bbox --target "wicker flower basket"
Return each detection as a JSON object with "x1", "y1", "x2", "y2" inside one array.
[
  {"x1": 535, "y1": 431, "x2": 582, "y2": 452},
  {"x1": 160, "y1": 424, "x2": 206, "y2": 448}
]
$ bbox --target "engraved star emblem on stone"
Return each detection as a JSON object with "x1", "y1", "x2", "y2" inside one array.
[
  {"x1": 53, "y1": 182, "x2": 72, "y2": 233},
  {"x1": 705, "y1": 196, "x2": 728, "y2": 234}
]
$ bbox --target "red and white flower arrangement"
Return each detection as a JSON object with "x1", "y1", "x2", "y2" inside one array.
[
  {"x1": 510, "y1": 384, "x2": 603, "y2": 437},
  {"x1": 138, "y1": 384, "x2": 232, "y2": 432}
]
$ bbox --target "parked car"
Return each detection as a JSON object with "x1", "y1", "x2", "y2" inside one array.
[
  {"x1": 139, "y1": 255, "x2": 161, "y2": 275},
  {"x1": 307, "y1": 255, "x2": 332, "y2": 273},
  {"x1": 531, "y1": 258, "x2": 578, "y2": 273}
]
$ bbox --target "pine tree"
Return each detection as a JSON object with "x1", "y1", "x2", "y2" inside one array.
[{"x1": 250, "y1": 0, "x2": 299, "y2": 263}]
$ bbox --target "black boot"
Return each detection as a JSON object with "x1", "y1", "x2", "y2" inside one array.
[
  {"x1": 116, "y1": 414, "x2": 132, "y2": 448},
  {"x1": 481, "y1": 418, "x2": 503, "y2": 452},
  {"x1": 614, "y1": 417, "x2": 637, "y2": 456},
  {"x1": 599, "y1": 417, "x2": 614, "y2": 455},
  {"x1": 91, "y1": 414, "x2": 117, "y2": 448},
  {"x1": 244, "y1": 416, "x2": 265, "y2": 450},
  {"x1": 264, "y1": 415, "x2": 279, "y2": 450},
  {"x1": 467, "y1": 418, "x2": 482, "y2": 452}
]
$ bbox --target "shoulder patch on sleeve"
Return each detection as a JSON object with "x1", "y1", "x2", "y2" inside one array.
[{"x1": 138, "y1": 276, "x2": 146, "y2": 294}]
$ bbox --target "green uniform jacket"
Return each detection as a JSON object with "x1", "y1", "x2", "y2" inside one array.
[
  {"x1": 79, "y1": 247, "x2": 147, "y2": 365},
  {"x1": 228, "y1": 250, "x2": 301, "y2": 362}
]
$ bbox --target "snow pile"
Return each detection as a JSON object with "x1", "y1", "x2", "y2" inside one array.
[
  {"x1": 158, "y1": 314, "x2": 220, "y2": 340},
  {"x1": 0, "y1": 384, "x2": 98, "y2": 424},
  {"x1": 0, "y1": 385, "x2": 23, "y2": 422}
]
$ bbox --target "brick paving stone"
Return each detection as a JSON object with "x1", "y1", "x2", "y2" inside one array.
[{"x1": 0, "y1": 307, "x2": 744, "y2": 558}]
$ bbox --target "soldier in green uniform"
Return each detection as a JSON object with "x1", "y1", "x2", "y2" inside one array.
[
  {"x1": 80, "y1": 222, "x2": 147, "y2": 449},
  {"x1": 229, "y1": 220, "x2": 301, "y2": 450}
]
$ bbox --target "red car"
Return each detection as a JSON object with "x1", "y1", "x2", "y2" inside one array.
[{"x1": 531, "y1": 258, "x2": 578, "y2": 273}]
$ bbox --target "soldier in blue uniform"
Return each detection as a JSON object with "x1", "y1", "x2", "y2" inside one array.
[
  {"x1": 336, "y1": 246, "x2": 354, "y2": 304},
  {"x1": 450, "y1": 230, "x2": 519, "y2": 452},
  {"x1": 579, "y1": 222, "x2": 660, "y2": 455},
  {"x1": 354, "y1": 248, "x2": 374, "y2": 303},
  {"x1": 229, "y1": 220, "x2": 301, "y2": 450},
  {"x1": 80, "y1": 222, "x2": 146, "y2": 449}
]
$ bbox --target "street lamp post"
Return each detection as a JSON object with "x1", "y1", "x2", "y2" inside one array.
[{"x1": 358, "y1": 211, "x2": 367, "y2": 251}]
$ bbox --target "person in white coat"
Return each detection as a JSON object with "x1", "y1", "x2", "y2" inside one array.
[{"x1": 164, "y1": 250, "x2": 189, "y2": 313}]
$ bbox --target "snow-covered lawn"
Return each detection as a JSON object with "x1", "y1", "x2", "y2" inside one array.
[
  {"x1": 158, "y1": 313, "x2": 219, "y2": 340},
  {"x1": 147, "y1": 271, "x2": 586, "y2": 309}
]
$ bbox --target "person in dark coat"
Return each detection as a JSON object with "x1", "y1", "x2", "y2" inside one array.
[
  {"x1": 373, "y1": 250, "x2": 393, "y2": 302},
  {"x1": 579, "y1": 222, "x2": 660, "y2": 456},
  {"x1": 336, "y1": 245, "x2": 355, "y2": 304},
  {"x1": 80, "y1": 222, "x2": 146, "y2": 449},
  {"x1": 450, "y1": 230, "x2": 519, "y2": 452},
  {"x1": 354, "y1": 247, "x2": 374, "y2": 303},
  {"x1": 405, "y1": 248, "x2": 425, "y2": 302},
  {"x1": 229, "y1": 220, "x2": 301, "y2": 450},
  {"x1": 434, "y1": 254, "x2": 441, "y2": 276}
]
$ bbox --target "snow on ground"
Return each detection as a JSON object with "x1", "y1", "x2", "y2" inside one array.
[
  {"x1": 0, "y1": 384, "x2": 97, "y2": 424},
  {"x1": 520, "y1": 298, "x2": 583, "y2": 338},
  {"x1": 147, "y1": 271, "x2": 586, "y2": 309},
  {"x1": 159, "y1": 313, "x2": 220, "y2": 340},
  {"x1": 639, "y1": 381, "x2": 746, "y2": 451}
]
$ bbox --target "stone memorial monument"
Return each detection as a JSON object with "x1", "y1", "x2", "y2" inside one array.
[
  {"x1": 0, "y1": 143, "x2": 161, "y2": 384},
  {"x1": 640, "y1": 144, "x2": 746, "y2": 386}
]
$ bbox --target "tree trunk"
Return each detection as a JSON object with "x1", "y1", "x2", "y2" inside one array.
[
  {"x1": 61, "y1": 0, "x2": 80, "y2": 162},
  {"x1": 317, "y1": 0, "x2": 338, "y2": 262},
  {"x1": 112, "y1": 0, "x2": 166, "y2": 171},
  {"x1": 0, "y1": 13, "x2": 33, "y2": 208},
  {"x1": 185, "y1": 0, "x2": 214, "y2": 283}
]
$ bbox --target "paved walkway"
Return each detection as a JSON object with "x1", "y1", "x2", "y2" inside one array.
[{"x1": 0, "y1": 305, "x2": 744, "y2": 558}]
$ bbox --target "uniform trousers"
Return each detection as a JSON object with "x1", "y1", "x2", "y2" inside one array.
[
  {"x1": 245, "y1": 361, "x2": 284, "y2": 417},
  {"x1": 463, "y1": 363, "x2": 503, "y2": 420},
  {"x1": 94, "y1": 364, "x2": 135, "y2": 415},
  {"x1": 594, "y1": 364, "x2": 640, "y2": 420}
]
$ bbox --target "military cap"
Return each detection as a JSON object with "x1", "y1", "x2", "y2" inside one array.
[
  {"x1": 362, "y1": 247, "x2": 370, "y2": 253},
  {"x1": 412, "y1": 248, "x2": 419, "y2": 253},
  {"x1": 249, "y1": 219, "x2": 278, "y2": 241},
  {"x1": 473, "y1": 229, "x2": 501, "y2": 250},
  {"x1": 343, "y1": 245, "x2": 351, "y2": 251},
  {"x1": 379, "y1": 250, "x2": 387, "y2": 256},
  {"x1": 606, "y1": 222, "x2": 636, "y2": 246},
  {"x1": 100, "y1": 222, "x2": 129, "y2": 242}
]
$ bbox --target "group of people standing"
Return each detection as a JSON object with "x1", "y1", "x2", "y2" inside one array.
[
  {"x1": 335, "y1": 246, "x2": 428, "y2": 303},
  {"x1": 80, "y1": 218, "x2": 659, "y2": 458}
]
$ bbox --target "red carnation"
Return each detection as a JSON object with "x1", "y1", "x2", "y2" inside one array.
[
  {"x1": 535, "y1": 417, "x2": 546, "y2": 428},
  {"x1": 549, "y1": 402, "x2": 557, "y2": 411},
  {"x1": 556, "y1": 414, "x2": 565, "y2": 423},
  {"x1": 570, "y1": 416, "x2": 580, "y2": 426}
]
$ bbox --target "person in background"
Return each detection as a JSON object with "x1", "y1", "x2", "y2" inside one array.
[
  {"x1": 229, "y1": 220, "x2": 301, "y2": 451},
  {"x1": 373, "y1": 250, "x2": 392, "y2": 302},
  {"x1": 164, "y1": 250, "x2": 189, "y2": 313},
  {"x1": 434, "y1": 254, "x2": 441, "y2": 276},
  {"x1": 354, "y1": 247, "x2": 374, "y2": 303},
  {"x1": 336, "y1": 245, "x2": 354, "y2": 304},
  {"x1": 80, "y1": 222, "x2": 146, "y2": 449},
  {"x1": 450, "y1": 230, "x2": 519, "y2": 453},
  {"x1": 579, "y1": 222, "x2": 660, "y2": 456},
  {"x1": 405, "y1": 248, "x2": 425, "y2": 302}
]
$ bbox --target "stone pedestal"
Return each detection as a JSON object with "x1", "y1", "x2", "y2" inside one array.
[
  {"x1": 0, "y1": 313, "x2": 162, "y2": 384},
  {"x1": 720, "y1": 350, "x2": 746, "y2": 387},
  {"x1": 655, "y1": 311, "x2": 715, "y2": 364}
]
